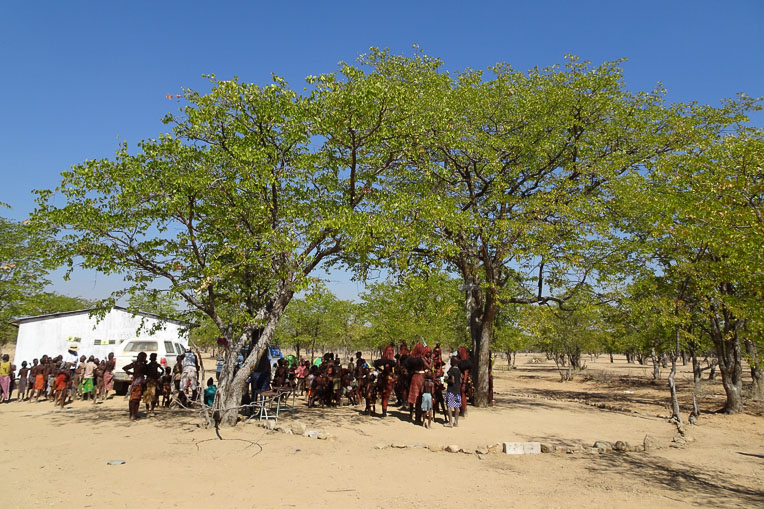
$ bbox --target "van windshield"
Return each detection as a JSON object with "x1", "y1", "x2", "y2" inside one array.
[{"x1": 123, "y1": 341, "x2": 158, "y2": 352}]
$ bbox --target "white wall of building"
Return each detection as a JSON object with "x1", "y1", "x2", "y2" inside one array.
[{"x1": 13, "y1": 308, "x2": 187, "y2": 365}]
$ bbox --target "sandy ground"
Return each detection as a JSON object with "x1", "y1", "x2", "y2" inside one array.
[{"x1": 1, "y1": 354, "x2": 762, "y2": 509}]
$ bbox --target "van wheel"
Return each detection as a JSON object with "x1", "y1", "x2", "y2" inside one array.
[{"x1": 115, "y1": 381, "x2": 129, "y2": 396}]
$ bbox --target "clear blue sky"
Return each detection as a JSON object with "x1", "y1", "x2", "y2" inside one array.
[{"x1": 1, "y1": 0, "x2": 762, "y2": 301}]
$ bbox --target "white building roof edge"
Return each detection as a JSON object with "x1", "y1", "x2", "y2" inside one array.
[{"x1": 10, "y1": 306, "x2": 189, "y2": 327}]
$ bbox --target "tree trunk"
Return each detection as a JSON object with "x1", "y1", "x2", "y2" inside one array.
[
  {"x1": 214, "y1": 286, "x2": 293, "y2": 426},
  {"x1": 651, "y1": 349, "x2": 661, "y2": 380},
  {"x1": 712, "y1": 325, "x2": 744, "y2": 414},
  {"x1": 745, "y1": 339, "x2": 763, "y2": 400},
  {"x1": 472, "y1": 305, "x2": 496, "y2": 407},
  {"x1": 668, "y1": 328, "x2": 682, "y2": 423},
  {"x1": 690, "y1": 345, "x2": 701, "y2": 386},
  {"x1": 609, "y1": 352, "x2": 614, "y2": 363}
]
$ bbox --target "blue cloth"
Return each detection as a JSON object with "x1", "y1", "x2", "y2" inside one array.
[
  {"x1": 421, "y1": 392, "x2": 433, "y2": 412},
  {"x1": 249, "y1": 370, "x2": 270, "y2": 396},
  {"x1": 204, "y1": 385, "x2": 217, "y2": 406},
  {"x1": 446, "y1": 392, "x2": 462, "y2": 408}
]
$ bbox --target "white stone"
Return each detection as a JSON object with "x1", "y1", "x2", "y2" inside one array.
[{"x1": 502, "y1": 442, "x2": 541, "y2": 455}]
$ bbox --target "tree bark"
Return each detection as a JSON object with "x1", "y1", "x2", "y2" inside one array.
[
  {"x1": 214, "y1": 286, "x2": 293, "y2": 426},
  {"x1": 668, "y1": 328, "x2": 682, "y2": 423},
  {"x1": 474, "y1": 318, "x2": 493, "y2": 407},
  {"x1": 651, "y1": 348, "x2": 661, "y2": 380},
  {"x1": 690, "y1": 344, "x2": 701, "y2": 386},
  {"x1": 745, "y1": 339, "x2": 763, "y2": 401},
  {"x1": 712, "y1": 325, "x2": 744, "y2": 414}
]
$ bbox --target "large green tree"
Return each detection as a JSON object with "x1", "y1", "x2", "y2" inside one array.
[
  {"x1": 375, "y1": 56, "x2": 747, "y2": 406},
  {"x1": 621, "y1": 128, "x2": 763, "y2": 413},
  {"x1": 34, "y1": 51, "x2": 433, "y2": 425}
]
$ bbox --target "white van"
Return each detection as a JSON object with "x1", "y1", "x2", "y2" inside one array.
[{"x1": 113, "y1": 338, "x2": 188, "y2": 395}]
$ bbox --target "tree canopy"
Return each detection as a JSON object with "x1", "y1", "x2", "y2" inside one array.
[{"x1": 31, "y1": 49, "x2": 762, "y2": 421}]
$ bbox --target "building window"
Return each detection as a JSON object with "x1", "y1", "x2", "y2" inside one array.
[{"x1": 94, "y1": 339, "x2": 117, "y2": 345}]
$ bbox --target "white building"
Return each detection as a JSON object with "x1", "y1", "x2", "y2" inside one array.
[{"x1": 12, "y1": 306, "x2": 187, "y2": 365}]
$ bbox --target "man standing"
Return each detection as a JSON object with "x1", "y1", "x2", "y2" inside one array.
[
  {"x1": 179, "y1": 348, "x2": 199, "y2": 405},
  {"x1": 445, "y1": 356, "x2": 462, "y2": 428},
  {"x1": 64, "y1": 344, "x2": 79, "y2": 370}
]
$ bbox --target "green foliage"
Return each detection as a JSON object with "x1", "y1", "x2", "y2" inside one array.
[
  {"x1": 526, "y1": 291, "x2": 607, "y2": 371},
  {"x1": 127, "y1": 291, "x2": 181, "y2": 320},
  {"x1": 0, "y1": 209, "x2": 57, "y2": 344},
  {"x1": 492, "y1": 304, "x2": 533, "y2": 359},
  {"x1": 28, "y1": 48, "x2": 762, "y2": 415},
  {"x1": 32, "y1": 51, "x2": 427, "y2": 355},
  {"x1": 274, "y1": 285, "x2": 360, "y2": 360},
  {"x1": 358, "y1": 273, "x2": 466, "y2": 351}
]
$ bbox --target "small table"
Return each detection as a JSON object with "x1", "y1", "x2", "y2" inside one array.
[
  {"x1": 256, "y1": 390, "x2": 283, "y2": 422},
  {"x1": 274, "y1": 386, "x2": 296, "y2": 412}
]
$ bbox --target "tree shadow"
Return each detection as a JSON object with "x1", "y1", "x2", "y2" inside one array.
[
  {"x1": 44, "y1": 402, "x2": 201, "y2": 430},
  {"x1": 578, "y1": 452, "x2": 764, "y2": 507}
]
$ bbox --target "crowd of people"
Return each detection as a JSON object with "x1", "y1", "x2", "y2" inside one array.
[
  {"x1": 0, "y1": 342, "x2": 487, "y2": 428},
  {"x1": 121, "y1": 348, "x2": 220, "y2": 420},
  {"x1": 0, "y1": 345, "x2": 210, "y2": 422},
  {"x1": 0, "y1": 349, "x2": 116, "y2": 407},
  {"x1": 264, "y1": 343, "x2": 482, "y2": 428}
]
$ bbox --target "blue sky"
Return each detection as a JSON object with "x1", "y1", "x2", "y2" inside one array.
[{"x1": 1, "y1": 0, "x2": 762, "y2": 301}]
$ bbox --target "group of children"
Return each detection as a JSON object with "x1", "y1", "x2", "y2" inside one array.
[
  {"x1": 267, "y1": 344, "x2": 476, "y2": 428},
  {"x1": 0, "y1": 348, "x2": 116, "y2": 407},
  {"x1": 0, "y1": 346, "x2": 209, "y2": 423},
  {"x1": 1, "y1": 343, "x2": 480, "y2": 429}
]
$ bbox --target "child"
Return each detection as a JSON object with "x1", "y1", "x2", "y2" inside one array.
[
  {"x1": 306, "y1": 365, "x2": 317, "y2": 404},
  {"x1": 362, "y1": 368, "x2": 377, "y2": 416},
  {"x1": 204, "y1": 377, "x2": 217, "y2": 407},
  {"x1": 54, "y1": 367, "x2": 70, "y2": 408},
  {"x1": 295, "y1": 360, "x2": 307, "y2": 396},
  {"x1": 161, "y1": 367, "x2": 173, "y2": 408},
  {"x1": 421, "y1": 370, "x2": 434, "y2": 429},
  {"x1": 16, "y1": 361, "x2": 29, "y2": 401}
]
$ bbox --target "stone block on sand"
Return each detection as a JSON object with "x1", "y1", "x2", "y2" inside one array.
[{"x1": 503, "y1": 442, "x2": 541, "y2": 455}]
